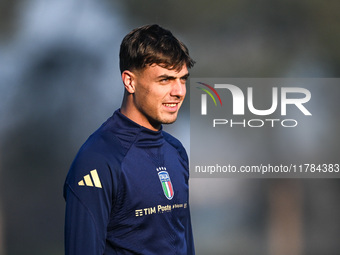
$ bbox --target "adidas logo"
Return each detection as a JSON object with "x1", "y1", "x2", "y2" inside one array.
[{"x1": 78, "y1": 169, "x2": 102, "y2": 188}]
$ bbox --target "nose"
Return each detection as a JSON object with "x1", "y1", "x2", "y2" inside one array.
[{"x1": 170, "y1": 79, "x2": 186, "y2": 98}]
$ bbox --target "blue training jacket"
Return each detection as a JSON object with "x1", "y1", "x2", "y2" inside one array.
[{"x1": 64, "y1": 109, "x2": 195, "y2": 255}]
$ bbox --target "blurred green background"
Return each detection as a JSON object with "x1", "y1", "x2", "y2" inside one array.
[{"x1": 1, "y1": 0, "x2": 340, "y2": 254}]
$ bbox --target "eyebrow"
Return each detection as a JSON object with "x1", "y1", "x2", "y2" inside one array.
[{"x1": 158, "y1": 73, "x2": 190, "y2": 80}]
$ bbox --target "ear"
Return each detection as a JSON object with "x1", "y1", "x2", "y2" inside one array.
[{"x1": 122, "y1": 70, "x2": 136, "y2": 94}]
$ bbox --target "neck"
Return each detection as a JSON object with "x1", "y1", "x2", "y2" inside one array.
[{"x1": 120, "y1": 94, "x2": 161, "y2": 131}]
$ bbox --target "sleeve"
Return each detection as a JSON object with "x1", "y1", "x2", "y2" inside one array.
[{"x1": 63, "y1": 148, "x2": 117, "y2": 255}]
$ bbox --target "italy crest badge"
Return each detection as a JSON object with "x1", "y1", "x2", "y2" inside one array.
[{"x1": 158, "y1": 170, "x2": 174, "y2": 200}]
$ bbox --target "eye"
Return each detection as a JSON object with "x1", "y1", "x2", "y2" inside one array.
[
  {"x1": 180, "y1": 77, "x2": 188, "y2": 84},
  {"x1": 159, "y1": 77, "x2": 171, "y2": 84},
  {"x1": 181, "y1": 74, "x2": 189, "y2": 82}
]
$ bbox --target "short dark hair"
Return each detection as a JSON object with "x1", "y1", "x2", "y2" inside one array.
[{"x1": 119, "y1": 24, "x2": 195, "y2": 73}]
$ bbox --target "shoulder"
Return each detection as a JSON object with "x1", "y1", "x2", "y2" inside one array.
[
  {"x1": 72, "y1": 126, "x2": 127, "y2": 173},
  {"x1": 65, "y1": 125, "x2": 125, "y2": 190},
  {"x1": 81, "y1": 129, "x2": 124, "y2": 157},
  {"x1": 162, "y1": 131, "x2": 188, "y2": 163},
  {"x1": 77, "y1": 113, "x2": 133, "y2": 162}
]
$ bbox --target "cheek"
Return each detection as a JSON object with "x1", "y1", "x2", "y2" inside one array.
[
  {"x1": 136, "y1": 87, "x2": 160, "y2": 110},
  {"x1": 135, "y1": 85, "x2": 151, "y2": 102}
]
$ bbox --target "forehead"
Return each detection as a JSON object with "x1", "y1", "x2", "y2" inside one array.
[{"x1": 139, "y1": 64, "x2": 188, "y2": 77}]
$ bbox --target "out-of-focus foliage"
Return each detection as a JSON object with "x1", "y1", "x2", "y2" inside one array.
[{"x1": 118, "y1": 0, "x2": 340, "y2": 76}]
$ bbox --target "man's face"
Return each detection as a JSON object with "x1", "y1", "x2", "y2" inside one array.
[{"x1": 129, "y1": 64, "x2": 189, "y2": 130}]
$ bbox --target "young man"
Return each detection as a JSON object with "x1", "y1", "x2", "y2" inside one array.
[{"x1": 64, "y1": 24, "x2": 195, "y2": 254}]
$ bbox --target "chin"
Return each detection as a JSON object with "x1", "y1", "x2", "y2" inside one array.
[
  {"x1": 163, "y1": 120, "x2": 177, "y2": 125},
  {"x1": 161, "y1": 117, "x2": 178, "y2": 125},
  {"x1": 155, "y1": 111, "x2": 180, "y2": 125}
]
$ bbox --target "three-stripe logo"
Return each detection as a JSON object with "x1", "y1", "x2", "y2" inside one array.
[{"x1": 78, "y1": 169, "x2": 102, "y2": 188}]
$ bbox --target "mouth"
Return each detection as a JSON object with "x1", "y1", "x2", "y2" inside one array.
[
  {"x1": 163, "y1": 103, "x2": 178, "y2": 107},
  {"x1": 163, "y1": 102, "x2": 180, "y2": 111}
]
